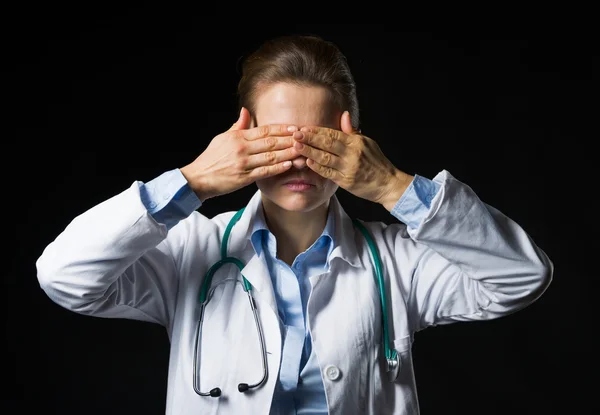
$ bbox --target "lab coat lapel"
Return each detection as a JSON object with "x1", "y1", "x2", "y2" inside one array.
[
  {"x1": 240, "y1": 252, "x2": 279, "y2": 317},
  {"x1": 226, "y1": 189, "x2": 364, "y2": 319},
  {"x1": 227, "y1": 190, "x2": 279, "y2": 319},
  {"x1": 326, "y1": 193, "x2": 363, "y2": 270}
]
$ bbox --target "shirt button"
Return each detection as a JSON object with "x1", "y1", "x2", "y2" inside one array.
[{"x1": 324, "y1": 364, "x2": 341, "y2": 381}]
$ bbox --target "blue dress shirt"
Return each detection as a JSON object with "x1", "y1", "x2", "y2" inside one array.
[{"x1": 138, "y1": 168, "x2": 440, "y2": 414}]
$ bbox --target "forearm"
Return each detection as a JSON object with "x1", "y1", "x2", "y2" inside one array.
[
  {"x1": 409, "y1": 170, "x2": 552, "y2": 315},
  {"x1": 384, "y1": 169, "x2": 552, "y2": 327},
  {"x1": 36, "y1": 181, "x2": 169, "y2": 311}
]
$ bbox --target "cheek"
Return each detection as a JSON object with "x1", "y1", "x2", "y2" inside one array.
[
  {"x1": 255, "y1": 177, "x2": 276, "y2": 189},
  {"x1": 325, "y1": 181, "x2": 339, "y2": 194}
]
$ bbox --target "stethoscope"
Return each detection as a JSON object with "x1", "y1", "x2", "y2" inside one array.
[{"x1": 193, "y1": 207, "x2": 399, "y2": 398}]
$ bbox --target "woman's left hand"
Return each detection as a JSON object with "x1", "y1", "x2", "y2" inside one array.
[{"x1": 292, "y1": 111, "x2": 412, "y2": 206}]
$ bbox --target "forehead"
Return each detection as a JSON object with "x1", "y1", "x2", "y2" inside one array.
[{"x1": 254, "y1": 82, "x2": 340, "y2": 129}]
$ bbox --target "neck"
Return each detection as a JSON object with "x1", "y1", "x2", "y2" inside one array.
[{"x1": 261, "y1": 197, "x2": 330, "y2": 264}]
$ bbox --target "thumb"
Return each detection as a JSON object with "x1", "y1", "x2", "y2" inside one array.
[
  {"x1": 341, "y1": 110, "x2": 360, "y2": 134},
  {"x1": 229, "y1": 107, "x2": 251, "y2": 131}
]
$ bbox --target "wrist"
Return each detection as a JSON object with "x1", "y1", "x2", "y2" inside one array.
[
  {"x1": 381, "y1": 170, "x2": 413, "y2": 212},
  {"x1": 179, "y1": 165, "x2": 209, "y2": 202}
]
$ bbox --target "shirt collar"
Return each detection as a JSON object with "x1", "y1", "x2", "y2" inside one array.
[
  {"x1": 229, "y1": 189, "x2": 361, "y2": 269},
  {"x1": 249, "y1": 196, "x2": 336, "y2": 259}
]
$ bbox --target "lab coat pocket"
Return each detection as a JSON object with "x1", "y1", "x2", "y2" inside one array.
[
  {"x1": 360, "y1": 339, "x2": 407, "y2": 414},
  {"x1": 390, "y1": 335, "x2": 413, "y2": 384},
  {"x1": 366, "y1": 335, "x2": 419, "y2": 414}
]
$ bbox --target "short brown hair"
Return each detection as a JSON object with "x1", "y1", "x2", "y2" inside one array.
[{"x1": 237, "y1": 34, "x2": 360, "y2": 130}]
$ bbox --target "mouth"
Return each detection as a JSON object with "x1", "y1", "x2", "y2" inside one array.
[
  {"x1": 284, "y1": 179, "x2": 315, "y2": 186},
  {"x1": 283, "y1": 178, "x2": 316, "y2": 191}
]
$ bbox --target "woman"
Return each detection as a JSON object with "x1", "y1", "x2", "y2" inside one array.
[{"x1": 36, "y1": 34, "x2": 553, "y2": 414}]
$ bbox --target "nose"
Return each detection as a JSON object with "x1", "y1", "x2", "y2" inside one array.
[{"x1": 291, "y1": 155, "x2": 308, "y2": 170}]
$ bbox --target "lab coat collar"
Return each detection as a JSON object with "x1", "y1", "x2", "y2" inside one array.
[
  {"x1": 242, "y1": 188, "x2": 361, "y2": 268},
  {"x1": 226, "y1": 189, "x2": 362, "y2": 314},
  {"x1": 249, "y1": 191, "x2": 336, "y2": 264}
]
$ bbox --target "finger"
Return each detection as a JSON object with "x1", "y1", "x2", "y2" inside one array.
[
  {"x1": 293, "y1": 130, "x2": 346, "y2": 156},
  {"x1": 246, "y1": 146, "x2": 299, "y2": 170},
  {"x1": 228, "y1": 107, "x2": 251, "y2": 131},
  {"x1": 242, "y1": 124, "x2": 298, "y2": 141},
  {"x1": 246, "y1": 135, "x2": 295, "y2": 155},
  {"x1": 306, "y1": 158, "x2": 340, "y2": 181},
  {"x1": 249, "y1": 160, "x2": 293, "y2": 181},
  {"x1": 294, "y1": 141, "x2": 343, "y2": 170},
  {"x1": 340, "y1": 110, "x2": 356, "y2": 134}
]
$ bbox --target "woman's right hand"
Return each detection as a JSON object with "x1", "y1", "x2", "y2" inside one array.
[{"x1": 180, "y1": 107, "x2": 300, "y2": 201}]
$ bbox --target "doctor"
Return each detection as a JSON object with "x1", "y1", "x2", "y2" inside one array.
[{"x1": 36, "y1": 34, "x2": 553, "y2": 414}]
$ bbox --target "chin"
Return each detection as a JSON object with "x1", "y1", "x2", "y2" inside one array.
[
  {"x1": 257, "y1": 181, "x2": 338, "y2": 213},
  {"x1": 267, "y1": 193, "x2": 326, "y2": 213}
]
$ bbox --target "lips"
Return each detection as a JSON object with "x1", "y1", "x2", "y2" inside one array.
[{"x1": 284, "y1": 179, "x2": 314, "y2": 186}]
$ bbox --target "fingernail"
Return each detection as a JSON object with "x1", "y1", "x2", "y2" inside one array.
[
  {"x1": 287, "y1": 126, "x2": 298, "y2": 132},
  {"x1": 293, "y1": 131, "x2": 303, "y2": 140}
]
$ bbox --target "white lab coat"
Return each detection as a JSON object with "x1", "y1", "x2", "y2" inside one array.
[{"x1": 36, "y1": 170, "x2": 552, "y2": 415}]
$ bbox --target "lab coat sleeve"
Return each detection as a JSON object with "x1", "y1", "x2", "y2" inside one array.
[
  {"x1": 387, "y1": 170, "x2": 553, "y2": 332},
  {"x1": 36, "y1": 178, "x2": 193, "y2": 328}
]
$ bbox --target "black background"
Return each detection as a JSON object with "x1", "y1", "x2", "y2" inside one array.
[{"x1": 5, "y1": 9, "x2": 597, "y2": 415}]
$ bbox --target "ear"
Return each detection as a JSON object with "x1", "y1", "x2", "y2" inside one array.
[{"x1": 341, "y1": 110, "x2": 359, "y2": 134}]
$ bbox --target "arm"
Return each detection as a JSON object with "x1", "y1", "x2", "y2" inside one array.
[
  {"x1": 382, "y1": 170, "x2": 553, "y2": 331},
  {"x1": 36, "y1": 169, "x2": 201, "y2": 327}
]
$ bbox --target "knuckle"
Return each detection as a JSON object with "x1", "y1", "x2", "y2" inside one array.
[
  {"x1": 264, "y1": 151, "x2": 276, "y2": 163},
  {"x1": 324, "y1": 137, "x2": 334, "y2": 149},
  {"x1": 322, "y1": 152, "x2": 331, "y2": 164},
  {"x1": 258, "y1": 125, "x2": 269, "y2": 137},
  {"x1": 234, "y1": 158, "x2": 246, "y2": 171},
  {"x1": 265, "y1": 136, "x2": 276, "y2": 148},
  {"x1": 234, "y1": 143, "x2": 246, "y2": 156}
]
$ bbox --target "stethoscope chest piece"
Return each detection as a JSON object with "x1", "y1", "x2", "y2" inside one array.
[{"x1": 386, "y1": 353, "x2": 401, "y2": 382}]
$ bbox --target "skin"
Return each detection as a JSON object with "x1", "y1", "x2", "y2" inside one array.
[
  {"x1": 180, "y1": 81, "x2": 412, "y2": 266},
  {"x1": 250, "y1": 83, "x2": 342, "y2": 265},
  {"x1": 247, "y1": 82, "x2": 415, "y2": 265}
]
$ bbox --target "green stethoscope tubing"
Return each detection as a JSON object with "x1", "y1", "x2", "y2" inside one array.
[
  {"x1": 351, "y1": 217, "x2": 398, "y2": 367},
  {"x1": 194, "y1": 206, "x2": 398, "y2": 397}
]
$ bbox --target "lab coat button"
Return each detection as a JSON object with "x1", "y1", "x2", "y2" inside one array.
[{"x1": 324, "y1": 364, "x2": 341, "y2": 381}]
